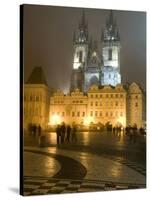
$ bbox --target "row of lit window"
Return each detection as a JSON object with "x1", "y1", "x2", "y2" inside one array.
[
  {"x1": 24, "y1": 95, "x2": 40, "y2": 101},
  {"x1": 52, "y1": 112, "x2": 86, "y2": 117},
  {"x1": 52, "y1": 111, "x2": 124, "y2": 118},
  {"x1": 53, "y1": 100, "x2": 84, "y2": 104},
  {"x1": 52, "y1": 112, "x2": 65, "y2": 117},
  {"x1": 24, "y1": 108, "x2": 40, "y2": 116},
  {"x1": 129, "y1": 95, "x2": 139, "y2": 99},
  {"x1": 89, "y1": 94, "x2": 124, "y2": 98},
  {"x1": 90, "y1": 111, "x2": 124, "y2": 117},
  {"x1": 90, "y1": 101, "x2": 123, "y2": 107},
  {"x1": 54, "y1": 101, "x2": 64, "y2": 104},
  {"x1": 72, "y1": 100, "x2": 83, "y2": 104}
]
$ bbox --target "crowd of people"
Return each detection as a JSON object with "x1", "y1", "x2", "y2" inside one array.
[
  {"x1": 27, "y1": 122, "x2": 145, "y2": 146},
  {"x1": 55, "y1": 122, "x2": 77, "y2": 144},
  {"x1": 125, "y1": 124, "x2": 146, "y2": 143},
  {"x1": 106, "y1": 123, "x2": 146, "y2": 143},
  {"x1": 93, "y1": 122, "x2": 146, "y2": 144},
  {"x1": 28, "y1": 124, "x2": 42, "y2": 137}
]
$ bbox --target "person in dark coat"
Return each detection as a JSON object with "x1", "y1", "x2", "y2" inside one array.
[
  {"x1": 133, "y1": 124, "x2": 138, "y2": 143},
  {"x1": 113, "y1": 126, "x2": 116, "y2": 135},
  {"x1": 28, "y1": 123, "x2": 32, "y2": 135},
  {"x1": 56, "y1": 125, "x2": 61, "y2": 144},
  {"x1": 129, "y1": 126, "x2": 133, "y2": 142},
  {"x1": 72, "y1": 124, "x2": 77, "y2": 142},
  {"x1": 66, "y1": 125, "x2": 71, "y2": 143},
  {"x1": 60, "y1": 122, "x2": 66, "y2": 144},
  {"x1": 33, "y1": 124, "x2": 37, "y2": 137},
  {"x1": 38, "y1": 125, "x2": 42, "y2": 136}
]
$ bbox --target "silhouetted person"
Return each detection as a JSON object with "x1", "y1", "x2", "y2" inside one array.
[
  {"x1": 33, "y1": 125, "x2": 37, "y2": 136},
  {"x1": 37, "y1": 125, "x2": 41, "y2": 136},
  {"x1": 129, "y1": 126, "x2": 133, "y2": 142},
  {"x1": 118, "y1": 126, "x2": 121, "y2": 134},
  {"x1": 66, "y1": 125, "x2": 71, "y2": 143},
  {"x1": 133, "y1": 124, "x2": 138, "y2": 143},
  {"x1": 139, "y1": 127, "x2": 145, "y2": 135},
  {"x1": 60, "y1": 122, "x2": 66, "y2": 144},
  {"x1": 56, "y1": 125, "x2": 61, "y2": 144},
  {"x1": 28, "y1": 124, "x2": 32, "y2": 135},
  {"x1": 125, "y1": 126, "x2": 129, "y2": 135},
  {"x1": 113, "y1": 126, "x2": 116, "y2": 135},
  {"x1": 72, "y1": 125, "x2": 77, "y2": 142}
]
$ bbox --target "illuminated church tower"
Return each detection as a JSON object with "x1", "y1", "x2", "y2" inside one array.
[
  {"x1": 100, "y1": 11, "x2": 121, "y2": 86},
  {"x1": 70, "y1": 11, "x2": 89, "y2": 92},
  {"x1": 84, "y1": 39, "x2": 101, "y2": 92}
]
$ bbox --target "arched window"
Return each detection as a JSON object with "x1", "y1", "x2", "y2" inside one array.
[
  {"x1": 79, "y1": 51, "x2": 82, "y2": 62},
  {"x1": 108, "y1": 48, "x2": 112, "y2": 60}
]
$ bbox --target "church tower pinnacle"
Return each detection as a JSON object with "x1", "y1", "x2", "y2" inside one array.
[
  {"x1": 72, "y1": 10, "x2": 89, "y2": 70},
  {"x1": 71, "y1": 10, "x2": 89, "y2": 92},
  {"x1": 100, "y1": 10, "x2": 121, "y2": 86}
]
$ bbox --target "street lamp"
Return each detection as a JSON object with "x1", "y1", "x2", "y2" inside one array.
[{"x1": 50, "y1": 114, "x2": 61, "y2": 125}]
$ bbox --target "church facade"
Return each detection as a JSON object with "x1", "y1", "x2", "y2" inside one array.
[
  {"x1": 71, "y1": 10, "x2": 121, "y2": 92},
  {"x1": 23, "y1": 10, "x2": 146, "y2": 130}
]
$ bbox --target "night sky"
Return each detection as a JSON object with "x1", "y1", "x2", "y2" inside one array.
[{"x1": 23, "y1": 4, "x2": 146, "y2": 92}]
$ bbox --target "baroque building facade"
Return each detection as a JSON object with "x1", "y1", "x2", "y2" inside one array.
[{"x1": 23, "y1": 10, "x2": 146, "y2": 130}]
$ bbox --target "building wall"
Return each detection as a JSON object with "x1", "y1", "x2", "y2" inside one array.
[
  {"x1": 73, "y1": 44, "x2": 88, "y2": 69},
  {"x1": 23, "y1": 83, "x2": 144, "y2": 129},
  {"x1": 24, "y1": 84, "x2": 50, "y2": 130},
  {"x1": 102, "y1": 45, "x2": 120, "y2": 69},
  {"x1": 84, "y1": 71, "x2": 100, "y2": 92},
  {"x1": 101, "y1": 42, "x2": 121, "y2": 86},
  {"x1": 127, "y1": 83, "x2": 143, "y2": 128},
  {"x1": 49, "y1": 84, "x2": 128, "y2": 127},
  {"x1": 49, "y1": 89, "x2": 88, "y2": 125},
  {"x1": 87, "y1": 84, "x2": 126, "y2": 126}
]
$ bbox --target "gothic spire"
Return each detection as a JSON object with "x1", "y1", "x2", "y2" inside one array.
[
  {"x1": 102, "y1": 10, "x2": 120, "y2": 42},
  {"x1": 73, "y1": 30, "x2": 76, "y2": 42},
  {"x1": 75, "y1": 9, "x2": 88, "y2": 44},
  {"x1": 79, "y1": 9, "x2": 87, "y2": 30}
]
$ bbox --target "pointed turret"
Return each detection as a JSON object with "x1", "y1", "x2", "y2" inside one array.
[
  {"x1": 100, "y1": 10, "x2": 121, "y2": 87},
  {"x1": 79, "y1": 9, "x2": 87, "y2": 29},
  {"x1": 73, "y1": 30, "x2": 76, "y2": 43},
  {"x1": 102, "y1": 10, "x2": 120, "y2": 42},
  {"x1": 26, "y1": 66, "x2": 48, "y2": 86},
  {"x1": 74, "y1": 9, "x2": 89, "y2": 44}
]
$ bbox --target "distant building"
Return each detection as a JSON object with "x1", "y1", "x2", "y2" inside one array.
[
  {"x1": 24, "y1": 66, "x2": 50, "y2": 130},
  {"x1": 49, "y1": 83, "x2": 144, "y2": 128},
  {"x1": 23, "y1": 10, "x2": 146, "y2": 130},
  {"x1": 50, "y1": 85, "x2": 126, "y2": 127}
]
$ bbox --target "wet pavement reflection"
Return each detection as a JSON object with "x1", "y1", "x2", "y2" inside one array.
[
  {"x1": 24, "y1": 151, "x2": 61, "y2": 177},
  {"x1": 24, "y1": 130, "x2": 146, "y2": 169}
]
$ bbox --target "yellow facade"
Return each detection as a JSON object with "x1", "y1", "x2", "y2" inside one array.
[
  {"x1": 49, "y1": 84, "x2": 127, "y2": 127},
  {"x1": 127, "y1": 83, "x2": 143, "y2": 128},
  {"x1": 23, "y1": 83, "x2": 145, "y2": 130},
  {"x1": 49, "y1": 89, "x2": 88, "y2": 125},
  {"x1": 24, "y1": 84, "x2": 50, "y2": 130},
  {"x1": 87, "y1": 84, "x2": 126, "y2": 127}
]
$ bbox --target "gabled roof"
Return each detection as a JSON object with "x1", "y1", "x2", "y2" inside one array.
[{"x1": 26, "y1": 66, "x2": 48, "y2": 86}]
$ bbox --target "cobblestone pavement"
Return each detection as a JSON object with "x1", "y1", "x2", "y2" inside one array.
[
  {"x1": 23, "y1": 131, "x2": 146, "y2": 195},
  {"x1": 23, "y1": 146, "x2": 146, "y2": 195},
  {"x1": 24, "y1": 131, "x2": 146, "y2": 167},
  {"x1": 24, "y1": 176, "x2": 145, "y2": 196}
]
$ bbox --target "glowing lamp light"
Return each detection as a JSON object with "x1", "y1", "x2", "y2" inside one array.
[
  {"x1": 83, "y1": 117, "x2": 93, "y2": 126},
  {"x1": 50, "y1": 114, "x2": 61, "y2": 125},
  {"x1": 117, "y1": 116, "x2": 125, "y2": 127}
]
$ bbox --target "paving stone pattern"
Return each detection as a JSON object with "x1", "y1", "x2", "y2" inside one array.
[{"x1": 23, "y1": 176, "x2": 146, "y2": 196}]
